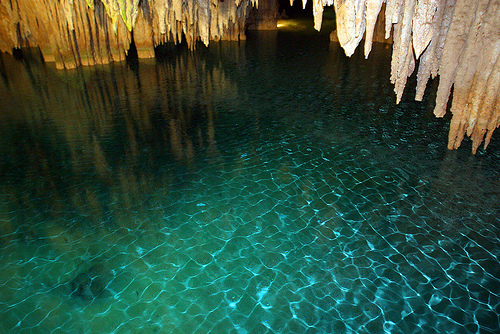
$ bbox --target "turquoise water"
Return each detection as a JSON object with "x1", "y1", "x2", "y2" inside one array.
[{"x1": 0, "y1": 26, "x2": 500, "y2": 333}]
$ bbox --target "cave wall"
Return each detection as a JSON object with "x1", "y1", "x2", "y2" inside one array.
[
  {"x1": 247, "y1": 0, "x2": 279, "y2": 30},
  {"x1": 0, "y1": 0, "x2": 499, "y2": 153}
]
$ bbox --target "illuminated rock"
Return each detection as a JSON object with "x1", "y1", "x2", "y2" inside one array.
[
  {"x1": 332, "y1": 0, "x2": 366, "y2": 57},
  {"x1": 0, "y1": 0, "x2": 256, "y2": 68},
  {"x1": 325, "y1": 0, "x2": 500, "y2": 153}
]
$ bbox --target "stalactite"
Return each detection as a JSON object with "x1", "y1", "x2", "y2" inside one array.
[
  {"x1": 0, "y1": 0, "x2": 256, "y2": 68},
  {"x1": 322, "y1": 0, "x2": 500, "y2": 153},
  {"x1": 414, "y1": 0, "x2": 456, "y2": 102},
  {"x1": 364, "y1": 0, "x2": 383, "y2": 58},
  {"x1": 442, "y1": 0, "x2": 500, "y2": 153},
  {"x1": 390, "y1": 0, "x2": 416, "y2": 104},
  {"x1": 332, "y1": 0, "x2": 366, "y2": 57}
]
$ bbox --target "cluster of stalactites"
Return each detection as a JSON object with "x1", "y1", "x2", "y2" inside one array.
[
  {"x1": 308, "y1": 0, "x2": 500, "y2": 153},
  {"x1": 0, "y1": 0, "x2": 257, "y2": 69}
]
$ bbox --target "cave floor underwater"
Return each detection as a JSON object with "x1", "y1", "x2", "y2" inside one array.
[{"x1": 0, "y1": 25, "x2": 499, "y2": 334}]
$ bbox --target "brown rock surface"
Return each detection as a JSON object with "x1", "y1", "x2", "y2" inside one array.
[{"x1": 0, "y1": 0, "x2": 254, "y2": 68}]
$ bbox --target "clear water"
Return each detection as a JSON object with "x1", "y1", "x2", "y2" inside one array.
[{"x1": 1, "y1": 25, "x2": 500, "y2": 334}]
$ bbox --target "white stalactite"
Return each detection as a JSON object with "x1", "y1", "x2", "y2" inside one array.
[
  {"x1": 364, "y1": 0, "x2": 383, "y2": 58},
  {"x1": 324, "y1": 0, "x2": 500, "y2": 152},
  {"x1": 313, "y1": 0, "x2": 325, "y2": 31},
  {"x1": 332, "y1": 0, "x2": 366, "y2": 57},
  {"x1": 412, "y1": 0, "x2": 438, "y2": 59},
  {"x1": 390, "y1": 0, "x2": 416, "y2": 104}
]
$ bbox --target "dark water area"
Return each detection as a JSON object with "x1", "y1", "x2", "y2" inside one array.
[{"x1": 0, "y1": 21, "x2": 499, "y2": 333}]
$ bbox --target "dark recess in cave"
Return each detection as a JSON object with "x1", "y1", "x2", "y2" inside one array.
[{"x1": 277, "y1": 0, "x2": 313, "y2": 18}]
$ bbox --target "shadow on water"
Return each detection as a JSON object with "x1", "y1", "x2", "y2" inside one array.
[{"x1": 0, "y1": 28, "x2": 499, "y2": 333}]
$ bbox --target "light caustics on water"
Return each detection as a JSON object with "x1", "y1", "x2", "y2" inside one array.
[{"x1": 0, "y1": 32, "x2": 500, "y2": 334}]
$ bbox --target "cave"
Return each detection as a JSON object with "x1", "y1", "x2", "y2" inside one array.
[
  {"x1": 0, "y1": 0, "x2": 499, "y2": 333},
  {"x1": 1, "y1": 0, "x2": 499, "y2": 153}
]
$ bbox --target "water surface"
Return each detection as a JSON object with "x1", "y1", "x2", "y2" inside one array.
[{"x1": 0, "y1": 25, "x2": 499, "y2": 334}]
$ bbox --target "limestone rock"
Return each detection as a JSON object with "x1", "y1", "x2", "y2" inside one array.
[
  {"x1": 329, "y1": 0, "x2": 500, "y2": 152},
  {"x1": 333, "y1": 0, "x2": 366, "y2": 57},
  {"x1": 412, "y1": 0, "x2": 437, "y2": 59},
  {"x1": 247, "y1": 0, "x2": 279, "y2": 30},
  {"x1": 364, "y1": 0, "x2": 383, "y2": 58},
  {"x1": 0, "y1": 0, "x2": 256, "y2": 68}
]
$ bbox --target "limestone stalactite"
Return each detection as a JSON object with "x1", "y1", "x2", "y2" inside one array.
[
  {"x1": 0, "y1": 0, "x2": 499, "y2": 152},
  {"x1": 0, "y1": 0, "x2": 256, "y2": 68},
  {"x1": 325, "y1": 0, "x2": 500, "y2": 153}
]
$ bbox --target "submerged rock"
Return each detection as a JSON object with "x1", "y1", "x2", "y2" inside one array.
[{"x1": 69, "y1": 264, "x2": 111, "y2": 300}]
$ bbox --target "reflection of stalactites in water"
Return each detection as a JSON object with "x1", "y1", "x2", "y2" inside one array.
[
  {"x1": 92, "y1": 135, "x2": 112, "y2": 182},
  {"x1": 169, "y1": 118, "x2": 184, "y2": 162},
  {"x1": 0, "y1": 48, "x2": 242, "y2": 222},
  {"x1": 126, "y1": 118, "x2": 140, "y2": 165},
  {"x1": 117, "y1": 168, "x2": 139, "y2": 211},
  {"x1": 69, "y1": 186, "x2": 106, "y2": 224},
  {"x1": 185, "y1": 138, "x2": 195, "y2": 165},
  {"x1": 168, "y1": 115, "x2": 197, "y2": 166},
  {"x1": 0, "y1": 199, "x2": 16, "y2": 247},
  {"x1": 206, "y1": 105, "x2": 222, "y2": 165}
]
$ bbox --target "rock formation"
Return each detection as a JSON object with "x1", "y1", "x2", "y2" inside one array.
[
  {"x1": 247, "y1": 0, "x2": 279, "y2": 30},
  {"x1": 0, "y1": 0, "x2": 256, "y2": 68},
  {"x1": 327, "y1": 0, "x2": 500, "y2": 153},
  {"x1": 0, "y1": 0, "x2": 499, "y2": 152},
  {"x1": 69, "y1": 264, "x2": 109, "y2": 299}
]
